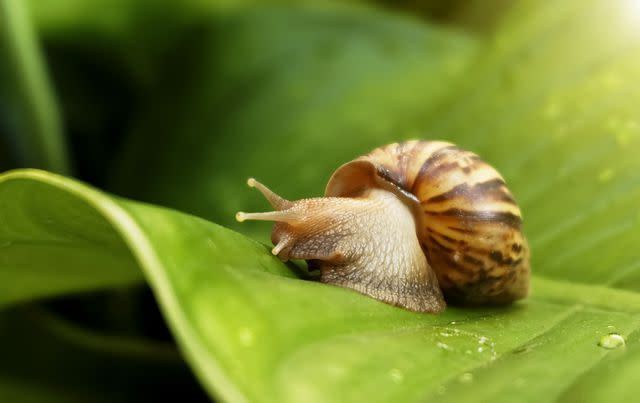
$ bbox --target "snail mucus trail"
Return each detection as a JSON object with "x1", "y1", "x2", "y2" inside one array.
[{"x1": 236, "y1": 141, "x2": 530, "y2": 314}]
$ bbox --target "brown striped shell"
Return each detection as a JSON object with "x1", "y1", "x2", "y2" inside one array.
[{"x1": 325, "y1": 140, "x2": 530, "y2": 305}]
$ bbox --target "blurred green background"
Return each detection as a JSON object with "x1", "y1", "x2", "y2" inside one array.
[{"x1": 2, "y1": 0, "x2": 640, "y2": 401}]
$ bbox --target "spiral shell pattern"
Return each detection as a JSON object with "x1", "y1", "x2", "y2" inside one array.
[{"x1": 331, "y1": 140, "x2": 530, "y2": 304}]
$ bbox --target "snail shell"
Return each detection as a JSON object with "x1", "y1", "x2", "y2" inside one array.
[{"x1": 237, "y1": 140, "x2": 530, "y2": 313}]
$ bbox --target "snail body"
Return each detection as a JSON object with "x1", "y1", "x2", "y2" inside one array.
[{"x1": 236, "y1": 140, "x2": 530, "y2": 313}]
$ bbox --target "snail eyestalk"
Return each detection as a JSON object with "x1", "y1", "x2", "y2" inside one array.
[
  {"x1": 271, "y1": 233, "x2": 294, "y2": 257},
  {"x1": 246, "y1": 178, "x2": 291, "y2": 209},
  {"x1": 235, "y1": 210, "x2": 301, "y2": 223},
  {"x1": 236, "y1": 178, "x2": 301, "y2": 223}
]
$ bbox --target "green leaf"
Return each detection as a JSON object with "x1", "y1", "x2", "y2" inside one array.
[
  {"x1": 0, "y1": 168, "x2": 301, "y2": 401},
  {"x1": 0, "y1": 0, "x2": 69, "y2": 173},
  {"x1": 2, "y1": 166, "x2": 640, "y2": 402},
  {"x1": 0, "y1": 171, "x2": 142, "y2": 306},
  {"x1": 558, "y1": 327, "x2": 640, "y2": 402}
]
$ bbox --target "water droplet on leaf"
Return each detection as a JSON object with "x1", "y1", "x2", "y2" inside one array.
[
  {"x1": 437, "y1": 342, "x2": 453, "y2": 351},
  {"x1": 598, "y1": 333, "x2": 625, "y2": 349},
  {"x1": 459, "y1": 372, "x2": 474, "y2": 383},
  {"x1": 389, "y1": 368, "x2": 404, "y2": 384}
]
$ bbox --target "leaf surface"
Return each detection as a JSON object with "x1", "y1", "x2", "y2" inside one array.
[{"x1": 2, "y1": 169, "x2": 640, "y2": 402}]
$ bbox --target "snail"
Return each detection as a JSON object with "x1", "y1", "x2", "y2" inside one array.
[{"x1": 236, "y1": 140, "x2": 530, "y2": 313}]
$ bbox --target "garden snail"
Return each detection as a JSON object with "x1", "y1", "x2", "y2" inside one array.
[{"x1": 236, "y1": 140, "x2": 530, "y2": 313}]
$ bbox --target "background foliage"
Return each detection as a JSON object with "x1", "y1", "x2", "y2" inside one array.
[{"x1": 1, "y1": 0, "x2": 640, "y2": 402}]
